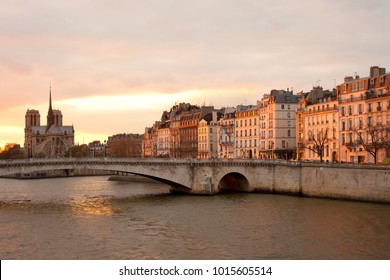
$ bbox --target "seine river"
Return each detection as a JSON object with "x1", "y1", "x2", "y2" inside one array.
[{"x1": 0, "y1": 176, "x2": 389, "y2": 260}]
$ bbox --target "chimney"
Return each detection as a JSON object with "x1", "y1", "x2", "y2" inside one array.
[
  {"x1": 370, "y1": 66, "x2": 385, "y2": 78},
  {"x1": 344, "y1": 76, "x2": 353, "y2": 83},
  {"x1": 212, "y1": 111, "x2": 218, "y2": 123}
]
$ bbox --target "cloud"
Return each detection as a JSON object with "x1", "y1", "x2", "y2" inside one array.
[{"x1": 1, "y1": 0, "x2": 390, "y2": 146}]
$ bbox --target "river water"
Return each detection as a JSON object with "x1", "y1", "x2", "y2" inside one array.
[{"x1": 0, "y1": 176, "x2": 389, "y2": 260}]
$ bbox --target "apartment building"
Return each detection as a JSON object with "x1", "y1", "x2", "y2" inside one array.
[
  {"x1": 336, "y1": 66, "x2": 390, "y2": 164},
  {"x1": 296, "y1": 87, "x2": 339, "y2": 162},
  {"x1": 198, "y1": 111, "x2": 222, "y2": 158},
  {"x1": 234, "y1": 105, "x2": 258, "y2": 158},
  {"x1": 217, "y1": 107, "x2": 236, "y2": 158},
  {"x1": 258, "y1": 90, "x2": 299, "y2": 159},
  {"x1": 157, "y1": 125, "x2": 170, "y2": 157}
]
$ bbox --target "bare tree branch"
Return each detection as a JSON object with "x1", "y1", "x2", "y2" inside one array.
[
  {"x1": 350, "y1": 122, "x2": 388, "y2": 164},
  {"x1": 301, "y1": 127, "x2": 330, "y2": 162}
]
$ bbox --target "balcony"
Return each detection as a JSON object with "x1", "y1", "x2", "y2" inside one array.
[
  {"x1": 220, "y1": 141, "x2": 234, "y2": 146},
  {"x1": 377, "y1": 106, "x2": 382, "y2": 111}
]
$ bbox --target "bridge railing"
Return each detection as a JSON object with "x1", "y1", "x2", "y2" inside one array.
[{"x1": 1, "y1": 157, "x2": 389, "y2": 170}]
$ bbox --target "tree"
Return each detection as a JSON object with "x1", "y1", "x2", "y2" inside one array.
[
  {"x1": 0, "y1": 143, "x2": 25, "y2": 159},
  {"x1": 351, "y1": 122, "x2": 388, "y2": 164},
  {"x1": 64, "y1": 145, "x2": 89, "y2": 158},
  {"x1": 107, "y1": 137, "x2": 142, "y2": 157},
  {"x1": 302, "y1": 127, "x2": 330, "y2": 162}
]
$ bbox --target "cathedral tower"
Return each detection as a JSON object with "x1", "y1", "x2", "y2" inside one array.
[{"x1": 47, "y1": 86, "x2": 55, "y2": 129}]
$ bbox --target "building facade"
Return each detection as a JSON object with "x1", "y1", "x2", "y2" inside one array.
[
  {"x1": 234, "y1": 105, "x2": 258, "y2": 158},
  {"x1": 24, "y1": 89, "x2": 75, "y2": 158},
  {"x1": 336, "y1": 66, "x2": 390, "y2": 164},
  {"x1": 107, "y1": 133, "x2": 143, "y2": 157},
  {"x1": 258, "y1": 90, "x2": 299, "y2": 159},
  {"x1": 296, "y1": 87, "x2": 339, "y2": 162},
  {"x1": 198, "y1": 111, "x2": 222, "y2": 159},
  {"x1": 217, "y1": 107, "x2": 236, "y2": 158}
]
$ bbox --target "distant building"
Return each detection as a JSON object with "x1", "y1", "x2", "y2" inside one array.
[
  {"x1": 142, "y1": 127, "x2": 153, "y2": 158},
  {"x1": 106, "y1": 133, "x2": 142, "y2": 157},
  {"x1": 88, "y1": 140, "x2": 106, "y2": 157},
  {"x1": 24, "y1": 88, "x2": 75, "y2": 158}
]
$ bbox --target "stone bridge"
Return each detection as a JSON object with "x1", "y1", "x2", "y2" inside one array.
[
  {"x1": 1, "y1": 158, "x2": 389, "y2": 202},
  {"x1": 0, "y1": 158, "x2": 302, "y2": 195}
]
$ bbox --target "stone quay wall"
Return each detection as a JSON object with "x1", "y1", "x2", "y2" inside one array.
[{"x1": 246, "y1": 161, "x2": 390, "y2": 203}]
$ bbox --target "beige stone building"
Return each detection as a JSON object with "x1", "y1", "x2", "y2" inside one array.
[
  {"x1": 258, "y1": 90, "x2": 299, "y2": 159},
  {"x1": 24, "y1": 89, "x2": 74, "y2": 158},
  {"x1": 296, "y1": 87, "x2": 339, "y2": 162},
  {"x1": 216, "y1": 107, "x2": 236, "y2": 158},
  {"x1": 197, "y1": 111, "x2": 222, "y2": 158},
  {"x1": 157, "y1": 125, "x2": 171, "y2": 157},
  {"x1": 234, "y1": 105, "x2": 258, "y2": 158},
  {"x1": 336, "y1": 66, "x2": 390, "y2": 164}
]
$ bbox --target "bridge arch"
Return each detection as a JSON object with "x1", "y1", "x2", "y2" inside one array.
[{"x1": 217, "y1": 172, "x2": 250, "y2": 192}]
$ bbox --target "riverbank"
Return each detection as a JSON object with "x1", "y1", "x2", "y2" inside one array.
[{"x1": 1, "y1": 168, "x2": 115, "y2": 179}]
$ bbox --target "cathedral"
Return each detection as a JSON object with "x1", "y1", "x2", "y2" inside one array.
[{"x1": 24, "y1": 88, "x2": 75, "y2": 158}]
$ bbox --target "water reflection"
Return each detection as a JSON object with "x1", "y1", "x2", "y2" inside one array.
[
  {"x1": 0, "y1": 177, "x2": 389, "y2": 259},
  {"x1": 69, "y1": 197, "x2": 122, "y2": 216}
]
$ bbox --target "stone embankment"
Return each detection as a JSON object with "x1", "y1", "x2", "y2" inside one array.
[{"x1": 251, "y1": 161, "x2": 390, "y2": 203}]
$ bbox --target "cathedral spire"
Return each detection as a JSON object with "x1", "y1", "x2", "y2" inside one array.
[{"x1": 47, "y1": 84, "x2": 55, "y2": 129}]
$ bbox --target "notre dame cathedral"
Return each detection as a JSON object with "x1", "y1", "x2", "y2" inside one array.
[{"x1": 24, "y1": 88, "x2": 75, "y2": 158}]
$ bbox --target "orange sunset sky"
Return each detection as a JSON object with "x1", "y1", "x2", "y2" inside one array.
[{"x1": 1, "y1": 0, "x2": 389, "y2": 148}]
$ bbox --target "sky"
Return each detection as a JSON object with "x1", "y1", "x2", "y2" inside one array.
[{"x1": 1, "y1": 0, "x2": 389, "y2": 148}]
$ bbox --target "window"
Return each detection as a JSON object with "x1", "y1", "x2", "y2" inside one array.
[
  {"x1": 358, "y1": 104, "x2": 363, "y2": 114},
  {"x1": 287, "y1": 130, "x2": 291, "y2": 137},
  {"x1": 282, "y1": 140, "x2": 286, "y2": 148},
  {"x1": 281, "y1": 105, "x2": 285, "y2": 109}
]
